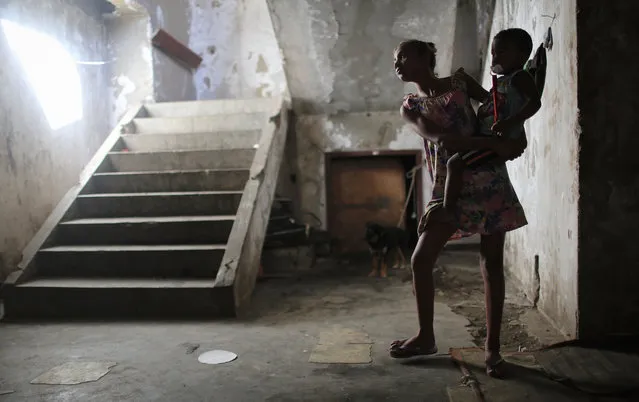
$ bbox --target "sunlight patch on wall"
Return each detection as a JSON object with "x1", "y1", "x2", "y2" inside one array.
[{"x1": 1, "y1": 19, "x2": 83, "y2": 130}]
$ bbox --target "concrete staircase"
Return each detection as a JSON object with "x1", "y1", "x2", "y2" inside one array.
[{"x1": 2, "y1": 98, "x2": 289, "y2": 320}]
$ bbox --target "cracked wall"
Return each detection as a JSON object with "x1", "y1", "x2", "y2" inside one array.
[
  {"x1": 482, "y1": 0, "x2": 580, "y2": 336},
  {"x1": 0, "y1": 0, "x2": 111, "y2": 279}
]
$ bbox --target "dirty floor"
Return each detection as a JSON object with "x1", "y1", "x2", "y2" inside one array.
[{"x1": 0, "y1": 249, "x2": 629, "y2": 401}]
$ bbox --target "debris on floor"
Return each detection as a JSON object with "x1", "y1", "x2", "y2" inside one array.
[
  {"x1": 309, "y1": 327, "x2": 372, "y2": 364},
  {"x1": 535, "y1": 344, "x2": 639, "y2": 396},
  {"x1": 448, "y1": 347, "x2": 606, "y2": 401},
  {"x1": 0, "y1": 390, "x2": 15, "y2": 396},
  {"x1": 197, "y1": 350, "x2": 238, "y2": 365},
  {"x1": 181, "y1": 342, "x2": 200, "y2": 355},
  {"x1": 30, "y1": 361, "x2": 117, "y2": 385}
]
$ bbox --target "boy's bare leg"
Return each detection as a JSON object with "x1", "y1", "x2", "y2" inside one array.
[{"x1": 444, "y1": 153, "x2": 466, "y2": 214}]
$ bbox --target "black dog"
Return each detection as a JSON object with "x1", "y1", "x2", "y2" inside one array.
[{"x1": 364, "y1": 222, "x2": 409, "y2": 277}]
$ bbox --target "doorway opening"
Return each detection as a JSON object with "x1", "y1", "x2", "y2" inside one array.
[{"x1": 325, "y1": 150, "x2": 423, "y2": 257}]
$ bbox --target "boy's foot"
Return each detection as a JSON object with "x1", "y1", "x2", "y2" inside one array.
[{"x1": 485, "y1": 351, "x2": 506, "y2": 378}]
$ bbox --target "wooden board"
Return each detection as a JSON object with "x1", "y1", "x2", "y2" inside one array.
[
  {"x1": 152, "y1": 29, "x2": 202, "y2": 69},
  {"x1": 327, "y1": 156, "x2": 406, "y2": 253}
]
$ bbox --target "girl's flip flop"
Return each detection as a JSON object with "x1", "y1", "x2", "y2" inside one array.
[
  {"x1": 486, "y1": 357, "x2": 506, "y2": 378},
  {"x1": 389, "y1": 340, "x2": 438, "y2": 359}
]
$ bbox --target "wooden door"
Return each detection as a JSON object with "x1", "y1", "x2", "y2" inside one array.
[{"x1": 327, "y1": 156, "x2": 406, "y2": 253}]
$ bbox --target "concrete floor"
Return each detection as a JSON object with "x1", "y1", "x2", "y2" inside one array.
[
  {"x1": 0, "y1": 276, "x2": 472, "y2": 401},
  {"x1": 0, "y1": 259, "x2": 626, "y2": 402}
]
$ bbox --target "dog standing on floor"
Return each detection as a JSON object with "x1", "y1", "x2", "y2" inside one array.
[{"x1": 364, "y1": 222, "x2": 409, "y2": 278}]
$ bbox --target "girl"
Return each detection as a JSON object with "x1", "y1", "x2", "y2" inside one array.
[{"x1": 391, "y1": 39, "x2": 528, "y2": 378}]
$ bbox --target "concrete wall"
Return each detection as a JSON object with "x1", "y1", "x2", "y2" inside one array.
[
  {"x1": 294, "y1": 113, "x2": 425, "y2": 229},
  {"x1": 482, "y1": 0, "x2": 580, "y2": 336},
  {"x1": 0, "y1": 0, "x2": 111, "y2": 279},
  {"x1": 107, "y1": 12, "x2": 154, "y2": 124},
  {"x1": 267, "y1": 0, "x2": 463, "y2": 114},
  {"x1": 108, "y1": 0, "x2": 287, "y2": 110},
  {"x1": 577, "y1": 1, "x2": 639, "y2": 338}
]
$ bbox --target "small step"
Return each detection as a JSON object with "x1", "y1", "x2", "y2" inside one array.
[
  {"x1": 52, "y1": 216, "x2": 235, "y2": 246},
  {"x1": 118, "y1": 130, "x2": 261, "y2": 152},
  {"x1": 132, "y1": 113, "x2": 264, "y2": 134},
  {"x1": 35, "y1": 245, "x2": 225, "y2": 278},
  {"x1": 83, "y1": 169, "x2": 250, "y2": 194},
  {"x1": 100, "y1": 149, "x2": 256, "y2": 172},
  {"x1": 2, "y1": 278, "x2": 233, "y2": 320},
  {"x1": 143, "y1": 98, "x2": 276, "y2": 118},
  {"x1": 69, "y1": 191, "x2": 243, "y2": 219}
]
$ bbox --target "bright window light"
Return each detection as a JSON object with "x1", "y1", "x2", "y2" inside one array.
[{"x1": 1, "y1": 19, "x2": 82, "y2": 130}]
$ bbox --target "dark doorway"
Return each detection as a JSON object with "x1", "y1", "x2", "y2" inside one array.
[{"x1": 325, "y1": 150, "x2": 423, "y2": 255}]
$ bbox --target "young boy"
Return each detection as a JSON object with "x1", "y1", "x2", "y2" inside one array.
[{"x1": 443, "y1": 28, "x2": 542, "y2": 215}]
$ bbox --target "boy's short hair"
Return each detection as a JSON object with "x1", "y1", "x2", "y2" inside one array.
[{"x1": 495, "y1": 28, "x2": 533, "y2": 57}]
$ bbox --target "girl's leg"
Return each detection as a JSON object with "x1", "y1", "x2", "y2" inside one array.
[
  {"x1": 444, "y1": 154, "x2": 465, "y2": 213},
  {"x1": 479, "y1": 232, "x2": 507, "y2": 376},
  {"x1": 391, "y1": 217, "x2": 456, "y2": 356}
]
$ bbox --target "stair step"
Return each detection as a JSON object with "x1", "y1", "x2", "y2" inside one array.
[
  {"x1": 101, "y1": 149, "x2": 256, "y2": 172},
  {"x1": 70, "y1": 191, "x2": 243, "y2": 219},
  {"x1": 84, "y1": 169, "x2": 250, "y2": 193},
  {"x1": 118, "y1": 130, "x2": 261, "y2": 152},
  {"x1": 132, "y1": 114, "x2": 264, "y2": 134},
  {"x1": 2, "y1": 278, "x2": 233, "y2": 320},
  {"x1": 19, "y1": 277, "x2": 215, "y2": 288},
  {"x1": 143, "y1": 99, "x2": 276, "y2": 118},
  {"x1": 52, "y1": 216, "x2": 235, "y2": 246},
  {"x1": 35, "y1": 245, "x2": 225, "y2": 278}
]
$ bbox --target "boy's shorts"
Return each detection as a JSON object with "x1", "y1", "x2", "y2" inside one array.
[{"x1": 459, "y1": 149, "x2": 501, "y2": 168}]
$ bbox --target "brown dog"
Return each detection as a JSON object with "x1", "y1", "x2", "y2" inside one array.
[{"x1": 364, "y1": 222, "x2": 408, "y2": 277}]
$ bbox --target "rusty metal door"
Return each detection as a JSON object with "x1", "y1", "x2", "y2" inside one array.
[{"x1": 327, "y1": 156, "x2": 406, "y2": 253}]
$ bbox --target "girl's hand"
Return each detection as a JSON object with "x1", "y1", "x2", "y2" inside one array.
[
  {"x1": 400, "y1": 105, "x2": 421, "y2": 123},
  {"x1": 493, "y1": 137, "x2": 527, "y2": 160}
]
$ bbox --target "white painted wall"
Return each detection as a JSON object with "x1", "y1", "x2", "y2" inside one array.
[
  {"x1": 0, "y1": 0, "x2": 111, "y2": 279},
  {"x1": 481, "y1": 0, "x2": 580, "y2": 336}
]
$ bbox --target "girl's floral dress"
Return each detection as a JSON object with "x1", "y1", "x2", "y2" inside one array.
[{"x1": 403, "y1": 69, "x2": 528, "y2": 239}]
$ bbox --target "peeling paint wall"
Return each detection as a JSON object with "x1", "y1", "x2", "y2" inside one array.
[
  {"x1": 482, "y1": 0, "x2": 580, "y2": 336},
  {"x1": 576, "y1": 1, "x2": 639, "y2": 338},
  {"x1": 267, "y1": 0, "x2": 463, "y2": 114},
  {"x1": 0, "y1": 0, "x2": 111, "y2": 279},
  {"x1": 109, "y1": 0, "x2": 287, "y2": 109},
  {"x1": 190, "y1": 0, "x2": 288, "y2": 100},
  {"x1": 294, "y1": 113, "x2": 426, "y2": 229}
]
